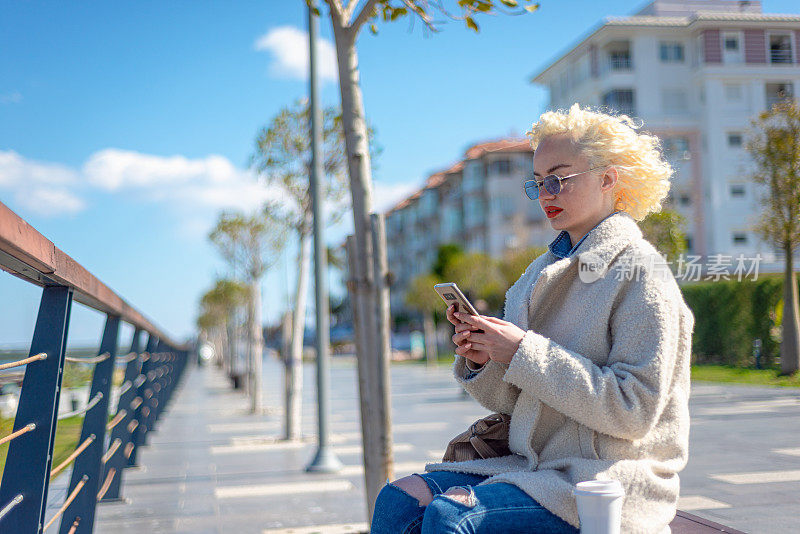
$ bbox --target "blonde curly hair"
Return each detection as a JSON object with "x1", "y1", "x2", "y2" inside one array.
[{"x1": 526, "y1": 103, "x2": 673, "y2": 221}]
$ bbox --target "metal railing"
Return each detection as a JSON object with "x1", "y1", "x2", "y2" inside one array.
[
  {"x1": 605, "y1": 56, "x2": 632, "y2": 71},
  {"x1": 0, "y1": 201, "x2": 190, "y2": 533},
  {"x1": 769, "y1": 48, "x2": 793, "y2": 64}
]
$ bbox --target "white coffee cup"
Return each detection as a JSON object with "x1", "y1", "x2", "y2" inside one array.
[{"x1": 573, "y1": 479, "x2": 625, "y2": 534}]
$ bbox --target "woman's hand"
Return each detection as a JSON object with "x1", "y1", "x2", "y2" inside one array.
[
  {"x1": 453, "y1": 312, "x2": 526, "y2": 365},
  {"x1": 446, "y1": 304, "x2": 490, "y2": 366}
]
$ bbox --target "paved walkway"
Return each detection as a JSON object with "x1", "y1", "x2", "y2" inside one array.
[{"x1": 77, "y1": 357, "x2": 800, "y2": 534}]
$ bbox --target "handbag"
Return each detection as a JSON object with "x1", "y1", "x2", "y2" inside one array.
[{"x1": 442, "y1": 412, "x2": 512, "y2": 462}]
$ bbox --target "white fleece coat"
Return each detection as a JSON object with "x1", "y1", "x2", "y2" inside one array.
[{"x1": 424, "y1": 211, "x2": 694, "y2": 534}]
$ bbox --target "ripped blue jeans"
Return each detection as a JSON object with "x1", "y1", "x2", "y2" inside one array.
[{"x1": 370, "y1": 471, "x2": 580, "y2": 533}]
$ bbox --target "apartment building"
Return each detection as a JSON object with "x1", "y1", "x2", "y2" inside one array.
[
  {"x1": 384, "y1": 140, "x2": 538, "y2": 315},
  {"x1": 531, "y1": 0, "x2": 800, "y2": 269}
]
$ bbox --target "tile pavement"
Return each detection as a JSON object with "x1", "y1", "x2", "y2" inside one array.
[{"x1": 41, "y1": 357, "x2": 800, "y2": 533}]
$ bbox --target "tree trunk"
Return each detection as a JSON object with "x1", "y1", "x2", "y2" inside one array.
[
  {"x1": 244, "y1": 303, "x2": 253, "y2": 397},
  {"x1": 213, "y1": 328, "x2": 224, "y2": 368},
  {"x1": 370, "y1": 214, "x2": 394, "y2": 486},
  {"x1": 423, "y1": 312, "x2": 436, "y2": 367},
  {"x1": 286, "y1": 226, "x2": 312, "y2": 440},
  {"x1": 331, "y1": 18, "x2": 385, "y2": 520},
  {"x1": 281, "y1": 310, "x2": 293, "y2": 434},
  {"x1": 249, "y1": 279, "x2": 264, "y2": 413},
  {"x1": 226, "y1": 316, "x2": 237, "y2": 380},
  {"x1": 330, "y1": 17, "x2": 378, "y2": 366},
  {"x1": 780, "y1": 245, "x2": 800, "y2": 375}
]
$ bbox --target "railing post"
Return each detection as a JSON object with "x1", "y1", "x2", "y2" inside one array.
[
  {"x1": 127, "y1": 334, "x2": 157, "y2": 466},
  {"x1": 151, "y1": 349, "x2": 170, "y2": 423},
  {"x1": 58, "y1": 315, "x2": 120, "y2": 534},
  {"x1": 159, "y1": 349, "x2": 184, "y2": 413},
  {"x1": 0, "y1": 285, "x2": 72, "y2": 534},
  {"x1": 144, "y1": 341, "x2": 167, "y2": 432},
  {"x1": 99, "y1": 328, "x2": 143, "y2": 502}
]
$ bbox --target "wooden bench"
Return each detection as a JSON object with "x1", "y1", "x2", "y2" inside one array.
[{"x1": 669, "y1": 510, "x2": 747, "y2": 533}]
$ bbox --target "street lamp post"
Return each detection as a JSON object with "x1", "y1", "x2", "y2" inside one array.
[{"x1": 306, "y1": 0, "x2": 342, "y2": 474}]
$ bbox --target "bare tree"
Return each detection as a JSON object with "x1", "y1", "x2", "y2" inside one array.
[
  {"x1": 250, "y1": 99, "x2": 373, "y2": 438},
  {"x1": 746, "y1": 98, "x2": 800, "y2": 375},
  {"x1": 198, "y1": 279, "x2": 250, "y2": 380},
  {"x1": 209, "y1": 204, "x2": 287, "y2": 411}
]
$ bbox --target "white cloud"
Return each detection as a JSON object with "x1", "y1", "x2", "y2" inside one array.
[
  {"x1": 0, "y1": 150, "x2": 77, "y2": 187},
  {"x1": 372, "y1": 180, "x2": 420, "y2": 213},
  {"x1": 82, "y1": 148, "x2": 279, "y2": 212},
  {"x1": 0, "y1": 150, "x2": 83, "y2": 216},
  {"x1": 254, "y1": 26, "x2": 338, "y2": 83},
  {"x1": 83, "y1": 149, "x2": 239, "y2": 191},
  {"x1": 0, "y1": 149, "x2": 413, "y2": 243},
  {"x1": 0, "y1": 92, "x2": 22, "y2": 105},
  {"x1": 16, "y1": 188, "x2": 86, "y2": 216},
  {"x1": 0, "y1": 149, "x2": 282, "y2": 221}
]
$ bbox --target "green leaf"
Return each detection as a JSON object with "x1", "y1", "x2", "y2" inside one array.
[
  {"x1": 499, "y1": 0, "x2": 519, "y2": 6},
  {"x1": 370, "y1": 23, "x2": 378, "y2": 35},
  {"x1": 390, "y1": 6, "x2": 407, "y2": 20},
  {"x1": 524, "y1": 3, "x2": 540, "y2": 12},
  {"x1": 465, "y1": 16, "x2": 479, "y2": 32}
]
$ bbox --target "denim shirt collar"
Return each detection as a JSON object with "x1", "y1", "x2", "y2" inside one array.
[{"x1": 548, "y1": 210, "x2": 623, "y2": 259}]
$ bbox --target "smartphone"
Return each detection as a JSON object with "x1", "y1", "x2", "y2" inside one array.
[{"x1": 433, "y1": 282, "x2": 479, "y2": 315}]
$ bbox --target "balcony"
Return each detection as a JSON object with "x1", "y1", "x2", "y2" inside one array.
[
  {"x1": 600, "y1": 41, "x2": 633, "y2": 75},
  {"x1": 602, "y1": 89, "x2": 636, "y2": 117},
  {"x1": 770, "y1": 49, "x2": 793, "y2": 64},
  {"x1": 606, "y1": 55, "x2": 633, "y2": 71},
  {"x1": 769, "y1": 35, "x2": 793, "y2": 64}
]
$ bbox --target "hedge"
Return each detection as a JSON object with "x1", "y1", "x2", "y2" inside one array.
[{"x1": 680, "y1": 273, "x2": 799, "y2": 367}]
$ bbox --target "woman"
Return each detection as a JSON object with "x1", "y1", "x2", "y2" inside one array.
[{"x1": 371, "y1": 103, "x2": 695, "y2": 534}]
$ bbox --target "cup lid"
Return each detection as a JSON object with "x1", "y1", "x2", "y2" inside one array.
[{"x1": 573, "y1": 479, "x2": 625, "y2": 497}]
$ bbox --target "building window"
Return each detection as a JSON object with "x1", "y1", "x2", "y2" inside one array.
[
  {"x1": 679, "y1": 193, "x2": 691, "y2": 206},
  {"x1": 662, "y1": 89, "x2": 689, "y2": 114},
  {"x1": 464, "y1": 197, "x2": 485, "y2": 228},
  {"x1": 602, "y1": 89, "x2": 635, "y2": 116},
  {"x1": 607, "y1": 48, "x2": 632, "y2": 70},
  {"x1": 722, "y1": 32, "x2": 743, "y2": 64},
  {"x1": 769, "y1": 33, "x2": 793, "y2": 64},
  {"x1": 730, "y1": 184, "x2": 746, "y2": 198},
  {"x1": 724, "y1": 83, "x2": 743, "y2": 102},
  {"x1": 659, "y1": 42, "x2": 684, "y2": 62},
  {"x1": 766, "y1": 82, "x2": 794, "y2": 108},
  {"x1": 662, "y1": 136, "x2": 690, "y2": 159},
  {"x1": 727, "y1": 132, "x2": 743, "y2": 148},
  {"x1": 462, "y1": 162, "x2": 484, "y2": 193},
  {"x1": 686, "y1": 235, "x2": 693, "y2": 253},
  {"x1": 732, "y1": 232, "x2": 748, "y2": 245},
  {"x1": 490, "y1": 194, "x2": 515, "y2": 217},
  {"x1": 490, "y1": 159, "x2": 511, "y2": 176}
]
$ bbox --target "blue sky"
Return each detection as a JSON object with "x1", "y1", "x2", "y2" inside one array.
[{"x1": 1, "y1": 0, "x2": 796, "y2": 348}]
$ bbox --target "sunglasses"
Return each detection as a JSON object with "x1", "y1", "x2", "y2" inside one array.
[{"x1": 523, "y1": 166, "x2": 607, "y2": 200}]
